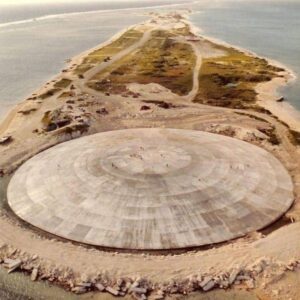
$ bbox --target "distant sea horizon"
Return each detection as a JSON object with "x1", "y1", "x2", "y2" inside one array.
[
  {"x1": 0, "y1": 0, "x2": 191, "y2": 25},
  {"x1": 0, "y1": 0, "x2": 299, "y2": 119}
]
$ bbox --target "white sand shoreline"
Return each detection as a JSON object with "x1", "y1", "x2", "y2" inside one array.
[
  {"x1": 0, "y1": 21, "x2": 143, "y2": 136},
  {"x1": 0, "y1": 12, "x2": 299, "y2": 299},
  {"x1": 186, "y1": 14, "x2": 300, "y2": 131},
  {"x1": 0, "y1": 1, "x2": 191, "y2": 29},
  {"x1": 1, "y1": 11, "x2": 299, "y2": 134}
]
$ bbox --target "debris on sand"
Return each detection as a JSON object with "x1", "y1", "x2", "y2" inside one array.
[
  {"x1": 140, "y1": 105, "x2": 151, "y2": 111},
  {"x1": 0, "y1": 136, "x2": 13, "y2": 145},
  {"x1": 96, "y1": 108, "x2": 109, "y2": 115},
  {"x1": 95, "y1": 282, "x2": 105, "y2": 292},
  {"x1": 3, "y1": 258, "x2": 22, "y2": 273},
  {"x1": 31, "y1": 267, "x2": 39, "y2": 281},
  {"x1": 106, "y1": 286, "x2": 119, "y2": 296},
  {"x1": 42, "y1": 109, "x2": 72, "y2": 132},
  {"x1": 143, "y1": 100, "x2": 177, "y2": 109},
  {"x1": 18, "y1": 108, "x2": 37, "y2": 115},
  {"x1": 71, "y1": 286, "x2": 87, "y2": 294}
]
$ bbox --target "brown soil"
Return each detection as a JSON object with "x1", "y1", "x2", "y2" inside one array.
[{"x1": 0, "y1": 12, "x2": 299, "y2": 300}]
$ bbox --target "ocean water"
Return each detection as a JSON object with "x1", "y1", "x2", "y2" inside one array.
[
  {"x1": 0, "y1": 12, "x2": 147, "y2": 117},
  {"x1": 0, "y1": 7, "x2": 147, "y2": 119},
  {"x1": 0, "y1": 0, "x2": 299, "y2": 120},
  {"x1": 0, "y1": 0, "x2": 189, "y2": 24},
  {"x1": 191, "y1": 0, "x2": 300, "y2": 110},
  {"x1": 0, "y1": 0, "x2": 199, "y2": 119}
]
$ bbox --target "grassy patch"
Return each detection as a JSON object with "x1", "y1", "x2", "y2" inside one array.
[
  {"x1": 194, "y1": 42, "x2": 283, "y2": 108},
  {"x1": 74, "y1": 29, "x2": 143, "y2": 76},
  {"x1": 54, "y1": 78, "x2": 72, "y2": 89},
  {"x1": 172, "y1": 24, "x2": 192, "y2": 36},
  {"x1": 88, "y1": 29, "x2": 196, "y2": 96}
]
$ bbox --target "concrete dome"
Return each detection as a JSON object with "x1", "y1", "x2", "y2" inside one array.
[{"x1": 7, "y1": 128, "x2": 294, "y2": 250}]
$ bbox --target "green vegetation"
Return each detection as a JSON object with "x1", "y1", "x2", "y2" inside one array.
[
  {"x1": 54, "y1": 78, "x2": 72, "y2": 89},
  {"x1": 38, "y1": 79, "x2": 72, "y2": 100},
  {"x1": 194, "y1": 42, "x2": 284, "y2": 108},
  {"x1": 74, "y1": 29, "x2": 143, "y2": 76},
  {"x1": 88, "y1": 29, "x2": 196, "y2": 96},
  {"x1": 172, "y1": 24, "x2": 191, "y2": 36}
]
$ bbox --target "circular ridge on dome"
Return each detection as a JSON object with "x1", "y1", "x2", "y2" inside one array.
[{"x1": 7, "y1": 128, "x2": 294, "y2": 250}]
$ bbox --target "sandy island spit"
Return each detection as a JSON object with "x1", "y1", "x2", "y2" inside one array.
[{"x1": 0, "y1": 11, "x2": 300, "y2": 300}]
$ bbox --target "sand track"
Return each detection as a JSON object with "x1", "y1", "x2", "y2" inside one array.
[
  {"x1": 0, "y1": 212, "x2": 299, "y2": 281},
  {"x1": 0, "y1": 12, "x2": 299, "y2": 299}
]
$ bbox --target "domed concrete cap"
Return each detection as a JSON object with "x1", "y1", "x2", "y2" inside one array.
[{"x1": 7, "y1": 128, "x2": 294, "y2": 250}]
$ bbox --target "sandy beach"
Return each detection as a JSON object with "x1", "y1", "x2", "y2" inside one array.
[
  {"x1": 0, "y1": 11, "x2": 299, "y2": 300},
  {"x1": 1, "y1": 11, "x2": 299, "y2": 136},
  {"x1": 185, "y1": 15, "x2": 300, "y2": 132}
]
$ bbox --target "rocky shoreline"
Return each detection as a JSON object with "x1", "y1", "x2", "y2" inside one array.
[{"x1": 0, "y1": 242, "x2": 300, "y2": 299}]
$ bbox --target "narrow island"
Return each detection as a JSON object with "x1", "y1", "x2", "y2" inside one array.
[{"x1": 0, "y1": 12, "x2": 299, "y2": 300}]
